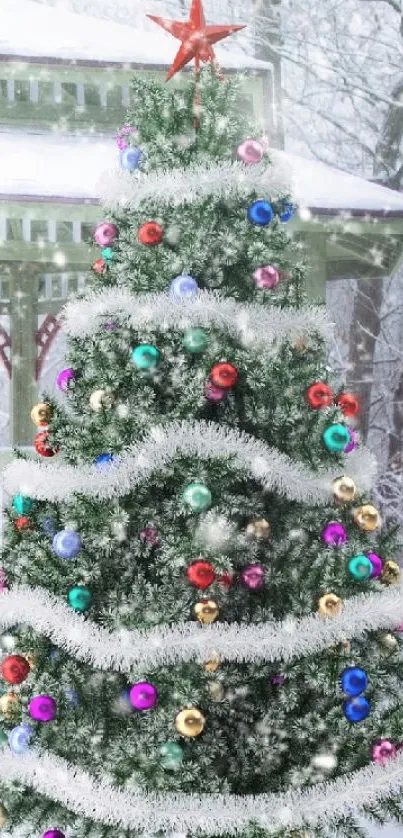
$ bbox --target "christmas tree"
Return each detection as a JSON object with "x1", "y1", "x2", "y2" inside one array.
[{"x1": 1, "y1": 3, "x2": 403, "y2": 838}]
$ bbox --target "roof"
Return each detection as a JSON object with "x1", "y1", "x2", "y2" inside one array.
[
  {"x1": 0, "y1": 133, "x2": 402, "y2": 218},
  {"x1": 0, "y1": 0, "x2": 272, "y2": 71}
]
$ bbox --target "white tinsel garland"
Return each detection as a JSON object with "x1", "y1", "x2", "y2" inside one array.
[
  {"x1": 0, "y1": 584, "x2": 400, "y2": 670},
  {"x1": 2, "y1": 420, "x2": 376, "y2": 503},
  {"x1": 1, "y1": 744, "x2": 403, "y2": 834},
  {"x1": 61, "y1": 289, "x2": 333, "y2": 346},
  {"x1": 97, "y1": 158, "x2": 291, "y2": 211}
]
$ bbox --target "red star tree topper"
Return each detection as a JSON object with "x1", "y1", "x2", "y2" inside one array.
[{"x1": 147, "y1": 0, "x2": 246, "y2": 82}]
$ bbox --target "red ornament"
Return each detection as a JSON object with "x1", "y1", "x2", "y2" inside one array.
[
  {"x1": 210, "y1": 362, "x2": 239, "y2": 389},
  {"x1": 218, "y1": 572, "x2": 234, "y2": 588},
  {"x1": 336, "y1": 392, "x2": 360, "y2": 417},
  {"x1": 92, "y1": 258, "x2": 106, "y2": 274},
  {"x1": 138, "y1": 222, "x2": 164, "y2": 246},
  {"x1": 34, "y1": 431, "x2": 59, "y2": 458},
  {"x1": 15, "y1": 516, "x2": 33, "y2": 532},
  {"x1": 1, "y1": 654, "x2": 30, "y2": 685},
  {"x1": 186, "y1": 560, "x2": 216, "y2": 589},
  {"x1": 306, "y1": 382, "x2": 333, "y2": 409},
  {"x1": 147, "y1": 0, "x2": 246, "y2": 82}
]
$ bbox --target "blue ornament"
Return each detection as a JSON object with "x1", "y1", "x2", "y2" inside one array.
[
  {"x1": 49, "y1": 648, "x2": 60, "y2": 661},
  {"x1": 8, "y1": 724, "x2": 32, "y2": 754},
  {"x1": 247, "y1": 200, "x2": 274, "y2": 226},
  {"x1": 101, "y1": 247, "x2": 115, "y2": 263},
  {"x1": 278, "y1": 200, "x2": 296, "y2": 222},
  {"x1": 120, "y1": 147, "x2": 143, "y2": 171},
  {"x1": 342, "y1": 696, "x2": 370, "y2": 723},
  {"x1": 12, "y1": 494, "x2": 33, "y2": 515},
  {"x1": 39, "y1": 515, "x2": 56, "y2": 537},
  {"x1": 340, "y1": 666, "x2": 368, "y2": 696},
  {"x1": 94, "y1": 453, "x2": 118, "y2": 470},
  {"x1": 131, "y1": 345, "x2": 161, "y2": 370},
  {"x1": 64, "y1": 688, "x2": 79, "y2": 708},
  {"x1": 52, "y1": 529, "x2": 81, "y2": 560},
  {"x1": 169, "y1": 274, "x2": 199, "y2": 299},
  {"x1": 322, "y1": 423, "x2": 350, "y2": 452}
]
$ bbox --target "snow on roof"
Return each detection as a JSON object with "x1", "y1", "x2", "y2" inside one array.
[
  {"x1": 1, "y1": 0, "x2": 272, "y2": 70},
  {"x1": 0, "y1": 133, "x2": 402, "y2": 216}
]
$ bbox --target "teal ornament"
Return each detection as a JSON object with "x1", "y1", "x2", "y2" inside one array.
[
  {"x1": 247, "y1": 200, "x2": 274, "y2": 226},
  {"x1": 120, "y1": 147, "x2": 142, "y2": 171},
  {"x1": 67, "y1": 585, "x2": 92, "y2": 613},
  {"x1": 12, "y1": 495, "x2": 33, "y2": 515},
  {"x1": 131, "y1": 344, "x2": 160, "y2": 370},
  {"x1": 160, "y1": 741, "x2": 184, "y2": 770},
  {"x1": 323, "y1": 423, "x2": 350, "y2": 452},
  {"x1": 348, "y1": 554, "x2": 373, "y2": 581},
  {"x1": 343, "y1": 696, "x2": 370, "y2": 723},
  {"x1": 101, "y1": 247, "x2": 115, "y2": 263},
  {"x1": 183, "y1": 328, "x2": 208, "y2": 354},
  {"x1": 183, "y1": 482, "x2": 212, "y2": 512},
  {"x1": 278, "y1": 200, "x2": 296, "y2": 222}
]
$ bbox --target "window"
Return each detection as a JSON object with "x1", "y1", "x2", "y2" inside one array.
[
  {"x1": 84, "y1": 84, "x2": 101, "y2": 107},
  {"x1": 237, "y1": 93, "x2": 254, "y2": 119},
  {"x1": 38, "y1": 81, "x2": 54, "y2": 105},
  {"x1": 14, "y1": 81, "x2": 30, "y2": 103},
  {"x1": 61, "y1": 82, "x2": 77, "y2": 105},
  {"x1": 81, "y1": 222, "x2": 94, "y2": 242},
  {"x1": 107, "y1": 86, "x2": 123, "y2": 108},
  {"x1": 56, "y1": 221, "x2": 74, "y2": 243},
  {"x1": 6, "y1": 219, "x2": 23, "y2": 241},
  {"x1": 31, "y1": 220, "x2": 49, "y2": 243}
]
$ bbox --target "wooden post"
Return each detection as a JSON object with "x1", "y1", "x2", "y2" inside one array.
[{"x1": 9, "y1": 262, "x2": 40, "y2": 447}]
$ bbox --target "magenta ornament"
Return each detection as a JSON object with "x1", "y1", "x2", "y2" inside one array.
[
  {"x1": 129, "y1": 681, "x2": 158, "y2": 711},
  {"x1": 240, "y1": 564, "x2": 265, "y2": 591},
  {"x1": 204, "y1": 381, "x2": 227, "y2": 403},
  {"x1": 371, "y1": 739, "x2": 396, "y2": 764},
  {"x1": 344, "y1": 427, "x2": 359, "y2": 453},
  {"x1": 56, "y1": 367, "x2": 75, "y2": 392},
  {"x1": 253, "y1": 265, "x2": 280, "y2": 290},
  {"x1": 367, "y1": 552, "x2": 383, "y2": 578},
  {"x1": 237, "y1": 139, "x2": 264, "y2": 164},
  {"x1": 116, "y1": 124, "x2": 137, "y2": 150},
  {"x1": 321, "y1": 522, "x2": 348, "y2": 547},
  {"x1": 29, "y1": 694, "x2": 57, "y2": 722},
  {"x1": 139, "y1": 526, "x2": 160, "y2": 547},
  {"x1": 42, "y1": 831, "x2": 65, "y2": 838},
  {"x1": 94, "y1": 222, "x2": 118, "y2": 248},
  {"x1": 270, "y1": 673, "x2": 285, "y2": 686}
]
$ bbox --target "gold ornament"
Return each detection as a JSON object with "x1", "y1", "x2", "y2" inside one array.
[
  {"x1": 175, "y1": 707, "x2": 205, "y2": 737},
  {"x1": 0, "y1": 805, "x2": 7, "y2": 829},
  {"x1": 89, "y1": 389, "x2": 113, "y2": 412},
  {"x1": 317, "y1": 593, "x2": 344, "y2": 617},
  {"x1": 30, "y1": 402, "x2": 52, "y2": 427},
  {"x1": 332, "y1": 476, "x2": 358, "y2": 503},
  {"x1": 379, "y1": 633, "x2": 399, "y2": 652},
  {"x1": 352, "y1": 504, "x2": 381, "y2": 532},
  {"x1": 381, "y1": 561, "x2": 400, "y2": 586},
  {"x1": 194, "y1": 599, "x2": 219, "y2": 624},
  {"x1": 24, "y1": 653, "x2": 37, "y2": 670},
  {"x1": 208, "y1": 681, "x2": 225, "y2": 701},
  {"x1": 204, "y1": 652, "x2": 221, "y2": 672},
  {"x1": 0, "y1": 691, "x2": 20, "y2": 719},
  {"x1": 246, "y1": 519, "x2": 271, "y2": 540}
]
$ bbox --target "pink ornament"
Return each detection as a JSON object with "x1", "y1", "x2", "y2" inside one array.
[
  {"x1": 321, "y1": 522, "x2": 348, "y2": 547},
  {"x1": 116, "y1": 124, "x2": 137, "y2": 150},
  {"x1": 253, "y1": 265, "x2": 280, "y2": 290},
  {"x1": 240, "y1": 564, "x2": 265, "y2": 591},
  {"x1": 129, "y1": 681, "x2": 158, "y2": 711},
  {"x1": 368, "y1": 552, "x2": 383, "y2": 578},
  {"x1": 29, "y1": 694, "x2": 57, "y2": 722},
  {"x1": 371, "y1": 739, "x2": 396, "y2": 764},
  {"x1": 139, "y1": 526, "x2": 160, "y2": 547},
  {"x1": 204, "y1": 381, "x2": 227, "y2": 403},
  {"x1": 56, "y1": 367, "x2": 75, "y2": 392},
  {"x1": 237, "y1": 139, "x2": 264, "y2": 165},
  {"x1": 94, "y1": 222, "x2": 119, "y2": 248},
  {"x1": 394, "y1": 624, "x2": 403, "y2": 634},
  {"x1": 344, "y1": 428, "x2": 359, "y2": 453}
]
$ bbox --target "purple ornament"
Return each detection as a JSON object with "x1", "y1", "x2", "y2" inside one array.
[
  {"x1": 270, "y1": 673, "x2": 285, "y2": 686},
  {"x1": 94, "y1": 222, "x2": 118, "y2": 248},
  {"x1": 237, "y1": 139, "x2": 264, "y2": 164},
  {"x1": 43, "y1": 832, "x2": 65, "y2": 838},
  {"x1": 29, "y1": 694, "x2": 57, "y2": 722},
  {"x1": 240, "y1": 564, "x2": 265, "y2": 591},
  {"x1": 139, "y1": 526, "x2": 160, "y2": 547},
  {"x1": 344, "y1": 427, "x2": 359, "y2": 453},
  {"x1": 105, "y1": 320, "x2": 117, "y2": 331},
  {"x1": 56, "y1": 367, "x2": 75, "y2": 392},
  {"x1": 253, "y1": 265, "x2": 280, "y2": 290},
  {"x1": 129, "y1": 681, "x2": 158, "y2": 711},
  {"x1": 321, "y1": 521, "x2": 348, "y2": 547},
  {"x1": 367, "y1": 552, "x2": 383, "y2": 578},
  {"x1": 204, "y1": 381, "x2": 227, "y2": 403}
]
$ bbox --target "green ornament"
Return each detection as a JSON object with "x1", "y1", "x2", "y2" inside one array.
[
  {"x1": 182, "y1": 328, "x2": 208, "y2": 354},
  {"x1": 183, "y1": 482, "x2": 212, "y2": 512},
  {"x1": 348, "y1": 555, "x2": 372, "y2": 581},
  {"x1": 131, "y1": 344, "x2": 161, "y2": 370},
  {"x1": 67, "y1": 585, "x2": 92, "y2": 612},
  {"x1": 322, "y1": 423, "x2": 350, "y2": 452},
  {"x1": 101, "y1": 247, "x2": 115, "y2": 262},
  {"x1": 159, "y1": 741, "x2": 184, "y2": 770},
  {"x1": 12, "y1": 494, "x2": 34, "y2": 515}
]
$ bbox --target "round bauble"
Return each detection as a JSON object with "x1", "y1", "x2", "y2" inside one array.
[
  {"x1": 15, "y1": 516, "x2": 33, "y2": 532},
  {"x1": 116, "y1": 124, "x2": 137, "y2": 150},
  {"x1": 367, "y1": 552, "x2": 383, "y2": 578},
  {"x1": 336, "y1": 392, "x2": 360, "y2": 417},
  {"x1": 278, "y1": 200, "x2": 296, "y2": 222},
  {"x1": 175, "y1": 707, "x2": 205, "y2": 737},
  {"x1": 120, "y1": 147, "x2": 142, "y2": 171},
  {"x1": 209, "y1": 362, "x2": 239, "y2": 389},
  {"x1": 138, "y1": 221, "x2": 164, "y2": 245},
  {"x1": 253, "y1": 265, "x2": 279, "y2": 289},
  {"x1": 306, "y1": 382, "x2": 333, "y2": 409},
  {"x1": 322, "y1": 423, "x2": 350, "y2": 452},
  {"x1": 343, "y1": 696, "x2": 370, "y2": 723},
  {"x1": 347, "y1": 554, "x2": 373, "y2": 581},
  {"x1": 170, "y1": 274, "x2": 199, "y2": 299},
  {"x1": 8, "y1": 724, "x2": 32, "y2": 754},
  {"x1": 352, "y1": 504, "x2": 381, "y2": 532},
  {"x1": 0, "y1": 805, "x2": 7, "y2": 828},
  {"x1": 94, "y1": 222, "x2": 118, "y2": 247},
  {"x1": 101, "y1": 247, "x2": 115, "y2": 263},
  {"x1": 204, "y1": 381, "x2": 227, "y2": 403},
  {"x1": 240, "y1": 564, "x2": 265, "y2": 591},
  {"x1": 332, "y1": 476, "x2": 358, "y2": 503},
  {"x1": 92, "y1": 257, "x2": 106, "y2": 274},
  {"x1": 42, "y1": 831, "x2": 66, "y2": 838},
  {"x1": 379, "y1": 633, "x2": 399, "y2": 653},
  {"x1": 204, "y1": 652, "x2": 221, "y2": 672},
  {"x1": 139, "y1": 526, "x2": 160, "y2": 546},
  {"x1": 344, "y1": 428, "x2": 359, "y2": 453},
  {"x1": 29, "y1": 694, "x2": 57, "y2": 722},
  {"x1": 94, "y1": 453, "x2": 118, "y2": 470},
  {"x1": 52, "y1": 530, "x2": 81, "y2": 560},
  {"x1": 194, "y1": 599, "x2": 219, "y2": 624},
  {"x1": 12, "y1": 494, "x2": 33, "y2": 515},
  {"x1": 237, "y1": 139, "x2": 264, "y2": 164},
  {"x1": 321, "y1": 522, "x2": 348, "y2": 547},
  {"x1": 246, "y1": 519, "x2": 271, "y2": 539},
  {"x1": 317, "y1": 593, "x2": 343, "y2": 617},
  {"x1": 0, "y1": 692, "x2": 20, "y2": 719},
  {"x1": 183, "y1": 483, "x2": 212, "y2": 512},
  {"x1": 129, "y1": 682, "x2": 158, "y2": 711},
  {"x1": 247, "y1": 200, "x2": 274, "y2": 226},
  {"x1": 34, "y1": 431, "x2": 59, "y2": 458},
  {"x1": 56, "y1": 367, "x2": 75, "y2": 392},
  {"x1": 340, "y1": 666, "x2": 368, "y2": 696},
  {"x1": 183, "y1": 328, "x2": 208, "y2": 353},
  {"x1": 1, "y1": 654, "x2": 30, "y2": 684},
  {"x1": 67, "y1": 585, "x2": 92, "y2": 613},
  {"x1": 89, "y1": 389, "x2": 113, "y2": 412},
  {"x1": 160, "y1": 741, "x2": 184, "y2": 770},
  {"x1": 131, "y1": 344, "x2": 160, "y2": 370},
  {"x1": 31, "y1": 402, "x2": 52, "y2": 427},
  {"x1": 381, "y1": 560, "x2": 400, "y2": 585},
  {"x1": 371, "y1": 739, "x2": 396, "y2": 764},
  {"x1": 186, "y1": 560, "x2": 216, "y2": 589}
]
